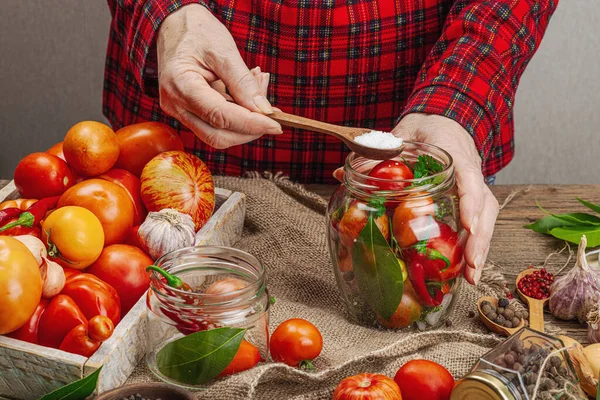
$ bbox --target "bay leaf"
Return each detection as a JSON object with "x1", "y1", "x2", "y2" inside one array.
[
  {"x1": 524, "y1": 213, "x2": 600, "y2": 234},
  {"x1": 40, "y1": 366, "x2": 101, "y2": 400},
  {"x1": 549, "y1": 225, "x2": 600, "y2": 248},
  {"x1": 577, "y1": 198, "x2": 600, "y2": 215},
  {"x1": 352, "y1": 216, "x2": 404, "y2": 321},
  {"x1": 156, "y1": 327, "x2": 245, "y2": 385}
]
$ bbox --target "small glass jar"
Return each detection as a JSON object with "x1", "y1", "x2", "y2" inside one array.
[
  {"x1": 327, "y1": 142, "x2": 466, "y2": 330},
  {"x1": 452, "y1": 328, "x2": 583, "y2": 400},
  {"x1": 146, "y1": 246, "x2": 270, "y2": 389}
]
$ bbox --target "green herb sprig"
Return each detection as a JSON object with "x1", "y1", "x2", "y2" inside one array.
[
  {"x1": 524, "y1": 198, "x2": 600, "y2": 247},
  {"x1": 407, "y1": 155, "x2": 445, "y2": 188}
]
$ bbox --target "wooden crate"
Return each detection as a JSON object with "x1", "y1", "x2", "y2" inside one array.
[{"x1": 0, "y1": 181, "x2": 245, "y2": 400}]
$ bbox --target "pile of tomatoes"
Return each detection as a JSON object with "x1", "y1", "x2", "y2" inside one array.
[{"x1": 0, "y1": 120, "x2": 215, "y2": 358}]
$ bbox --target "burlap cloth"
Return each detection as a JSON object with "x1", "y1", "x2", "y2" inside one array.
[{"x1": 125, "y1": 174, "x2": 508, "y2": 399}]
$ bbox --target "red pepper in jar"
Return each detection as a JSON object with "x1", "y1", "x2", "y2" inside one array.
[
  {"x1": 146, "y1": 265, "x2": 193, "y2": 292},
  {"x1": 407, "y1": 260, "x2": 445, "y2": 307},
  {"x1": 0, "y1": 196, "x2": 59, "y2": 235}
]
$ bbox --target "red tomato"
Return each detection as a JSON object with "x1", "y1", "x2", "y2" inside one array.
[
  {"x1": 392, "y1": 196, "x2": 435, "y2": 248},
  {"x1": 88, "y1": 315, "x2": 115, "y2": 342},
  {"x1": 394, "y1": 360, "x2": 454, "y2": 400},
  {"x1": 14, "y1": 153, "x2": 74, "y2": 199},
  {"x1": 270, "y1": 319, "x2": 323, "y2": 369},
  {"x1": 58, "y1": 179, "x2": 134, "y2": 245},
  {"x1": 58, "y1": 323, "x2": 100, "y2": 357},
  {"x1": 376, "y1": 281, "x2": 422, "y2": 329},
  {"x1": 219, "y1": 339, "x2": 262, "y2": 376},
  {"x1": 86, "y1": 244, "x2": 152, "y2": 314},
  {"x1": 125, "y1": 225, "x2": 144, "y2": 250},
  {"x1": 338, "y1": 201, "x2": 389, "y2": 249},
  {"x1": 115, "y1": 122, "x2": 184, "y2": 176},
  {"x1": 140, "y1": 151, "x2": 214, "y2": 230},
  {"x1": 63, "y1": 121, "x2": 120, "y2": 177},
  {"x1": 98, "y1": 168, "x2": 147, "y2": 225},
  {"x1": 333, "y1": 373, "x2": 402, "y2": 400},
  {"x1": 61, "y1": 273, "x2": 121, "y2": 325},
  {"x1": 46, "y1": 142, "x2": 66, "y2": 161},
  {"x1": 367, "y1": 160, "x2": 414, "y2": 191}
]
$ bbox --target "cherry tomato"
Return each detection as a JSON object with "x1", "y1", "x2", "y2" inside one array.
[
  {"x1": 270, "y1": 318, "x2": 323, "y2": 369},
  {"x1": 98, "y1": 168, "x2": 147, "y2": 225},
  {"x1": 88, "y1": 315, "x2": 115, "y2": 342},
  {"x1": 394, "y1": 360, "x2": 454, "y2": 400},
  {"x1": 0, "y1": 237, "x2": 43, "y2": 334},
  {"x1": 392, "y1": 196, "x2": 435, "y2": 248},
  {"x1": 42, "y1": 206, "x2": 105, "y2": 269},
  {"x1": 367, "y1": 160, "x2": 414, "y2": 191},
  {"x1": 61, "y1": 273, "x2": 121, "y2": 325},
  {"x1": 115, "y1": 122, "x2": 184, "y2": 176},
  {"x1": 333, "y1": 373, "x2": 402, "y2": 400},
  {"x1": 63, "y1": 121, "x2": 120, "y2": 176},
  {"x1": 87, "y1": 244, "x2": 152, "y2": 314},
  {"x1": 219, "y1": 339, "x2": 262, "y2": 376},
  {"x1": 14, "y1": 153, "x2": 74, "y2": 199},
  {"x1": 338, "y1": 201, "x2": 389, "y2": 249},
  {"x1": 58, "y1": 179, "x2": 134, "y2": 245},
  {"x1": 46, "y1": 141, "x2": 66, "y2": 161},
  {"x1": 376, "y1": 280, "x2": 422, "y2": 329}
]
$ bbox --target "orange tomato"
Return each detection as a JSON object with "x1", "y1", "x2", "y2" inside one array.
[
  {"x1": 219, "y1": 339, "x2": 262, "y2": 376},
  {"x1": 140, "y1": 151, "x2": 214, "y2": 230},
  {"x1": 338, "y1": 201, "x2": 389, "y2": 249},
  {"x1": 376, "y1": 281, "x2": 422, "y2": 329},
  {"x1": 58, "y1": 179, "x2": 134, "y2": 245},
  {"x1": 46, "y1": 141, "x2": 66, "y2": 161},
  {"x1": 98, "y1": 168, "x2": 147, "y2": 225},
  {"x1": 333, "y1": 373, "x2": 402, "y2": 400},
  {"x1": 0, "y1": 198, "x2": 37, "y2": 211},
  {"x1": 42, "y1": 206, "x2": 104, "y2": 269},
  {"x1": 392, "y1": 196, "x2": 435, "y2": 248},
  {"x1": 63, "y1": 121, "x2": 120, "y2": 176},
  {"x1": 269, "y1": 319, "x2": 323, "y2": 369},
  {"x1": 115, "y1": 122, "x2": 184, "y2": 176},
  {"x1": 0, "y1": 236, "x2": 43, "y2": 334}
]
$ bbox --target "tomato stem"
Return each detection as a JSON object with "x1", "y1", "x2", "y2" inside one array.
[
  {"x1": 299, "y1": 360, "x2": 315, "y2": 372},
  {"x1": 146, "y1": 265, "x2": 191, "y2": 291}
]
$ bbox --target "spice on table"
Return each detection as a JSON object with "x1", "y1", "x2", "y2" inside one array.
[
  {"x1": 146, "y1": 265, "x2": 192, "y2": 292},
  {"x1": 480, "y1": 298, "x2": 527, "y2": 329},
  {"x1": 517, "y1": 268, "x2": 554, "y2": 300},
  {"x1": 353, "y1": 130, "x2": 403, "y2": 149}
]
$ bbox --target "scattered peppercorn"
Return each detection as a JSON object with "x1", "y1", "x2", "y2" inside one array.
[
  {"x1": 468, "y1": 310, "x2": 476, "y2": 318},
  {"x1": 445, "y1": 319, "x2": 453, "y2": 327},
  {"x1": 517, "y1": 268, "x2": 554, "y2": 300}
]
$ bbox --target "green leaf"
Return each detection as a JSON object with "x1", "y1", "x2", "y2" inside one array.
[
  {"x1": 577, "y1": 198, "x2": 600, "y2": 215},
  {"x1": 40, "y1": 367, "x2": 101, "y2": 400},
  {"x1": 524, "y1": 214, "x2": 599, "y2": 234},
  {"x1": 156, "y1": 327, "x2": 245, "y2": 385},
  {"x1": 549, "y1": 225, "x2": 600, "y2": 248},
  {"x1": 367, "y1": 197, "x2": 386, "y2": 218},
  {"x1": 352, "y1": 216, "x2": 404, "y2": 321}
]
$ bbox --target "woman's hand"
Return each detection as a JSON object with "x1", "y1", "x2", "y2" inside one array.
[
  {"x1": 157, "y1": 4, "x2": 282, "y2": 149},
  {"x1": 335, "y1": 113, "x2": 499, "y2": 285}
]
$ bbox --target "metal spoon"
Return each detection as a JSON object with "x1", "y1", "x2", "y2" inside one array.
[
  {"x1": 268, "y1": 111, "x2": 405, "y2": 160},
  {"x1": 516, "y1": 269, "x2": 548, "y2": 333},
  {"x1": 477, "y1": 296, "x2": 525, "y2": 337}
]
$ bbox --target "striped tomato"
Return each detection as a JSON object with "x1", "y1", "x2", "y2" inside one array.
[{"x1": 140, "y1": 151, "x2": 214, "y2": 230}]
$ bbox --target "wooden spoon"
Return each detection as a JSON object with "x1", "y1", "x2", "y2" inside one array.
[
  {"x1": 268, "y1": 111, "x2": 405, "y2": 160},
  {"x1": 477, "y1": 296, "x2": 525, "y2": 337},
  {"x1": 516, "y1": 269, "x2": 548, "y2": 333}
]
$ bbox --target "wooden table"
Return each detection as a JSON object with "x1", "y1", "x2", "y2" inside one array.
[{"x1": 1, "y1": 180, "x2": 594, "y2": 344}]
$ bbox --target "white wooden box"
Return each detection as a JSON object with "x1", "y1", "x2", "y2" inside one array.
[{"x1": 0, "y1": 181, "x2": 245, "y2": 400}]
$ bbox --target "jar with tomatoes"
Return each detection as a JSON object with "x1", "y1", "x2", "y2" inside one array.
[
  {"x1": 327, "y1": 142, "x2": 466, "y2": 330},
  {"x1": 146, "y1": 246, "x2": 270, "y2": 388}
]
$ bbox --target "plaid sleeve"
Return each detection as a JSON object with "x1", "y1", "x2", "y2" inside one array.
[
  {"x1": 401, "y1": 0, "x2": 558, "y2": 169},
  {"x1": 107, "y1": 0, "x2": 208, "y2": 95}
]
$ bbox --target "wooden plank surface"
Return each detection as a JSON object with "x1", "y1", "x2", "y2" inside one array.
[{"x1": 1, "y1": 180, "x2": 593, "y2": 346}]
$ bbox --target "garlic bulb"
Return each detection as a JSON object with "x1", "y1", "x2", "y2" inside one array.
[
  {"x1": 14, "y1": 235, "x2": 47, "y2": 266},
  {"x1": 588, "y1": 300, "x2": 599, "y2": 343},
  {"x1": 39, "y1": 257, "x2": 66, "y2": 298},
  {"x1": 138, "y1": 209, "x2": 196, "y2": 260},
  {"x1": 549, "y1": 235, "x2": 600, "y2": 322}
]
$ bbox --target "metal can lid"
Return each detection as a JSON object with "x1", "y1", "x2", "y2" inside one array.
[{"x1": 451, "y1": 371, "x2": 519, "y2": 400}]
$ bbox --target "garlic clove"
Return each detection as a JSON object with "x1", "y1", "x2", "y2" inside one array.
[
  {"x1": 14, "y1": 235, "x2": 47, "y2": 266},
  {"x1": 40, "y1": 257, "x2": 66, "y2": 298}
]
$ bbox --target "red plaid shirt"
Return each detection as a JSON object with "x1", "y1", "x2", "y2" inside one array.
[{"x1": 104, "y1": 0, "x2": 557, "y2": 184}]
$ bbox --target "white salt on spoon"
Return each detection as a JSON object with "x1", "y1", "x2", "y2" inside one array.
[{"x1": 268, "y1": 111, "x2": 405, "y2": 160}]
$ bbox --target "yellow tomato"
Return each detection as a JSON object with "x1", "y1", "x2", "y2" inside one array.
[
  {"x1": 0, "y1": 236, "x2": 42, "y2": 334},
  {"x1": 42, "y1": 206, "x2": 104, "y2": 269}
]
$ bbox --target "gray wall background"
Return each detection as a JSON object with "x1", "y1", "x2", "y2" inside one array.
[{"x1": 1, "y1": 1, "x2": 597, "y2": 184}]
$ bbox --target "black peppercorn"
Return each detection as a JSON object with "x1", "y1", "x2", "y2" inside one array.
[
  {"x1": 498, "y1": 298, "x2": 510, "y2": 307},
  {"x1": 468, "y1": 310, "x2": 476, "y2": 318}
]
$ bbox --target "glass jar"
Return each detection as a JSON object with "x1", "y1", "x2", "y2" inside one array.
[
  {"x1": 452, "y1": 328, "x2": 583, "y2": 400},
  {"x1": 326, "y1": 142, "x2": 466, "y2": 330},
  {"x1": 146, "y1": 246, "x2": 270, "y2": 389}
]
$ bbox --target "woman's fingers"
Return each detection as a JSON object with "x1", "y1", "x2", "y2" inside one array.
[{"x1": 455, "y1": 158, "x2": 486, "y2": 235}]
